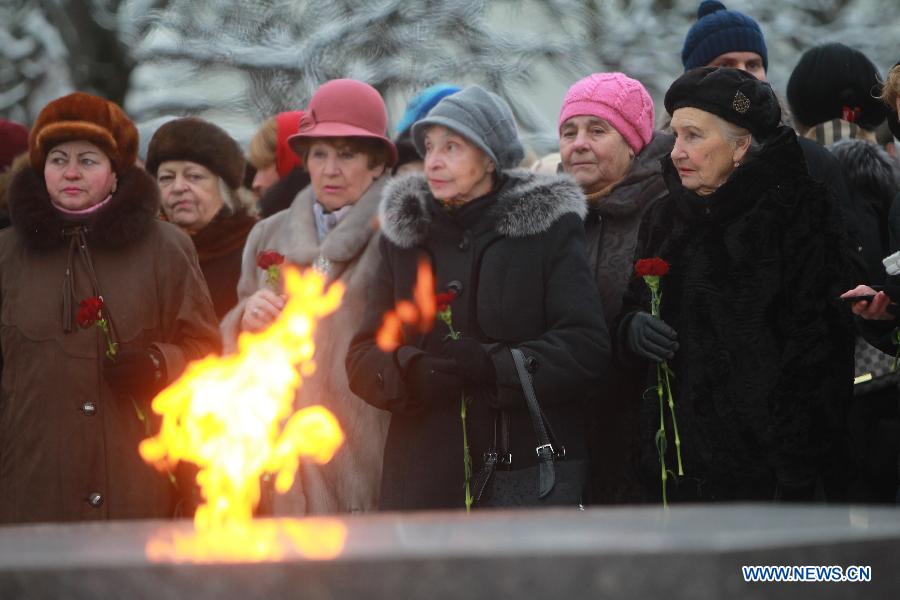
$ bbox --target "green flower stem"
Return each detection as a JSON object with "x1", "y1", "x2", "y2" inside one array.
[
  {"x1": 662, "y1": 362, "x2": 683, "y2": 476},
  {"x1": 461, "y1": 394, "x2": 473, "y2": 512},
  {"x1": 97, "y1": 319, "x2": 118, "y2": 360},
  {"x1": 656, "y1": 363, "x2": 668, "y2": 508},
  {"x1": 439, "y1": 309, "x2": 470, "y2": 511},
  {"x1": 266, "y1": 266, "x2": 280, "y2": 289}
]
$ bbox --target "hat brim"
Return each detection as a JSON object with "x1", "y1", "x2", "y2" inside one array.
[
  {"x1": 32, "y1": 121, "x2": 119, "y2": 171},
  {"x1": 288, "y1": 122, "x2": 398, "y2": 166},
  {"x1": 411, "y1": 115, "x2": 502, "y2": 170}
]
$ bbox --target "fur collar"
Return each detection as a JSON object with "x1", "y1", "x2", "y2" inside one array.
[
  {"x1": 7, "y1": 165, "x2": 160, "y2": 251},
  {"x1": 379, "y1": 169, "x2": 586, "y2": 248},
  {"x1": 828, "y1": 139, "x2": 900, "y2": 204}
]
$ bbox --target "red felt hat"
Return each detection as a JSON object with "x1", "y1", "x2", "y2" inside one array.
[{"x1": 288, "y1": 79, "x2": 397, "y2": 166}]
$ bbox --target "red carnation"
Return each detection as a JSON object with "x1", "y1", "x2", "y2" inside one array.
[
  {"x1": 435, "y1": 290, "x2": 457, "y2": 313},
  {"x1": 635, "y1": 257, "x2": 670, "y2": 278},
  {"x1": 77, "y1": 296, "x2": 118, "y2": 359},
  {"x1": 76, "y1": 296, "x2": 104, "y2": 328},
  {"x1": 256, "y1": 250, "x2": 285, "y2": 270},
  {"x1": 257, "y1": 250, "x2": 286, "y2": 289}
]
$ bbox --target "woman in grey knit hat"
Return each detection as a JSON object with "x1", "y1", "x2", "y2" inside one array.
[{"x1": 346, "y1": 85, "x2": 610, "y2": 511}]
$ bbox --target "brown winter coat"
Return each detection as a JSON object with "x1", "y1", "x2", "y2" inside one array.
[
  {"x1": 220, "y1": 177, "x2": 390, "y2": 515},
  {"x1": 0, "y1": 166, "x2": 221, "y2": 524}
]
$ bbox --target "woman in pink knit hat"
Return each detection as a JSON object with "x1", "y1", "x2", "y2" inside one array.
[{"x1": 557, "y1": 72, "x2": 673, "y2": 505}]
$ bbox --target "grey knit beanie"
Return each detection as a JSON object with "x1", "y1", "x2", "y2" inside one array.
[{"x1": 411, "y1": 85, "x2": 524, "y2": 170}]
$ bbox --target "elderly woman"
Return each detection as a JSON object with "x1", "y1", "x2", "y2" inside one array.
[
  {"x1": 0, "y1": 92, "x2": 220, "y2": 523},
  {"x1": 346, "y1": 85, "x2": 610, "y2": 511},
  {"x1": 220, "y1": 79, "x2": 395, "y2": 515},
  {"x1": 145, "y1": 118, "x2": 258, "y2": 320},
  {"x1": 619, "y1": 67, "x2": 853, "y2": 503},
  {"x1": 558, "y1": 72, "x2": 673, "y2": 504}
]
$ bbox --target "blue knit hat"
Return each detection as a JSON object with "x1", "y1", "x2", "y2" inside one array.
[
  {"x1": 395, "y1": 84, "x2": 461, "y2": 137},
  {"x1": 682, "y1": 1, "x2": 768, "y2": 72}
]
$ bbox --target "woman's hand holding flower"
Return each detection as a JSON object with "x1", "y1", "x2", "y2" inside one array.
[{"x1": 241, "y1": 288, "x2": 286, "y2": 332}]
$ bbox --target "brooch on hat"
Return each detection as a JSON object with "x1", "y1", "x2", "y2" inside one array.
[{"x1": 732, "y1": 91, "x2": 751, "y2": 114}]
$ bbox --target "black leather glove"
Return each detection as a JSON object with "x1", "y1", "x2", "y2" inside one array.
[
  {"x1": 102, "y1": 348, "x2": 166, "y2": 400},
  {"x1": 404, "y1": 353, "x2": 464, "y2": 405},
  {"x1": 625, "y1": 312, "x2": 678, "y2": 362},
  {"x1": 441, "y1": 337, "x2": 496, "y2": 386}
]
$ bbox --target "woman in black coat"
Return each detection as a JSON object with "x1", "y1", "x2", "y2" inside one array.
[
  {"x1": 346, "y1": 85, "x2": 610, "y2": 511},
  {"x1": 619, "y1": 67, "x2": 854, "y2": 503}
]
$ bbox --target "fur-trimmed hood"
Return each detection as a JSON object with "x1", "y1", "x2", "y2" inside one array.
[
  {"x1": 7, "y1": 165, "x2": 160, "y2": 251},
  {"x1": 828, "y1": 139, "x2": 900, "y2": 203},
  {"x1": 379, "y1": 169, "x2": 586, "y2": 248}
]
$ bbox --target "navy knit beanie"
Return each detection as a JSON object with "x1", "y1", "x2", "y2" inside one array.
[{"x1": 682, "y1": 1, "x2": 768, "y2": 72}]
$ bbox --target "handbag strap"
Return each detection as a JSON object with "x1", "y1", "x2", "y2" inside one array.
[{"x1": 510, "y1": 348, "x2": 556, "y2": 499}]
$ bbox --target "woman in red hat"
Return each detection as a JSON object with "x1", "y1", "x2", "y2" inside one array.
[
  {"x1": 249, "y1": 111, "x2": 314, "y2": 219},
  {"x1": 0, "y1": 92, "x2": 221, "y2": 524},
  {"x1": 220, "y1": 78, "x2": 395, "y2": 516}
]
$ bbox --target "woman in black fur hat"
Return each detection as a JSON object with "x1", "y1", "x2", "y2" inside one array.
[
  {"x1": 619, "y1": 67, "x2": 854, "y2": 503},
  {"x1": 146, "y1": 118, "x2": 258, "y2": 320}
]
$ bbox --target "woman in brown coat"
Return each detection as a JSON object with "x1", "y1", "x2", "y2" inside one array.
[{"x1": 0, "y1": 92, "x2": 221, "y2": 524}]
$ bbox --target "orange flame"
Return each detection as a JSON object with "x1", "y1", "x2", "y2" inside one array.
[
  {"x1": 140, "y1": 266, "x2": 347, "y2": 561},
  {"x1": 375, "y1": 257, "x2": 436, "y2": 351},
  {"x1": 146, "y1": 518, "x2": 348, "y2": 563}
]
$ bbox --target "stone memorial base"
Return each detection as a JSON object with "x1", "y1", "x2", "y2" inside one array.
[{"x1": 1, "y1": 504, "x2": 898, "y2": 599}]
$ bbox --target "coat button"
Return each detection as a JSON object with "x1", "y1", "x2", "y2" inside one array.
[
  {"x1": 81, "y1": 402, "x2": 97, "y2": 416},
  {"x1": 375, "y1": 372, "x2": 384, "y2": 389},
  {"x1": 87, "y1": 492, "x2": 104, "y2": 508},
  {"x1": 458, "y1": 232, "x2": 470, "y2": 251},
  {"x1": 525, "y1": 356, "x2": 538, "y2": 374}
]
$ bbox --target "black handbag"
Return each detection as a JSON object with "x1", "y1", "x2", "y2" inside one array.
[{"x1": 473, "y1": 348, "x2": 588, "y2": 508}]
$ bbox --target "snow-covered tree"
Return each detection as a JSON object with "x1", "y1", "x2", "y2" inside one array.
[{"x1": 2, "y1": 0, "x2": 899, "y2": 152}]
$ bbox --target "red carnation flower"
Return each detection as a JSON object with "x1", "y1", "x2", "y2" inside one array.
[
  {"x1": 635, "y1": 257, "x2": 670, "y2": 278},
  {"x1": 256, "y1": 250, "x2": 285, "y2": 270},
  {"x1": 435, "y1": 290, "x2": 457, "y2": 313},
  {"x1": 76, "y1": 296, "x2": 104, "y2": 328}
]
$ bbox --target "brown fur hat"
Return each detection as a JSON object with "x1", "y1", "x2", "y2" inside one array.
[
  {"x1": 29, "y1": 92, "x2": 138, "y2": 173},
  {"x1": 145, "y1": 117, "x2": 245, "y2": 190}
]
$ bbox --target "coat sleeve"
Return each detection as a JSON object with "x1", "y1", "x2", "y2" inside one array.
[
  {"x1": 219, "y1": 219, "x2": 268, "y2": 352},
  {"x1": 768, "y1": 186, "x2": 854, "y2": 492},
  {"x1": 149, "y1": 226, "x2": 222, "y2": 382},
  {"x1": 613, "y1": 201, "x2": 659, "y2": 366},
  {"x1": 345, "y1": 237, "x2": 417, "y2": 413},
  {"x1": 488, "y1": 213, "x2": 611, "y2": 409}
]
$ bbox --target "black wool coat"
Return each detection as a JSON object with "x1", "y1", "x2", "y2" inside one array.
[
  {"x1": 346, "y1": 170, "x2": 610, "y2": 511},
  {"x1": 619, "y1": 127, "x2": 854, "y2": 503}
]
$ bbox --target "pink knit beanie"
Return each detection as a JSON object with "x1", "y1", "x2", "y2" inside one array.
[{"x1": 558, "y1": 73, "x2": 654, "y2": 155}]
